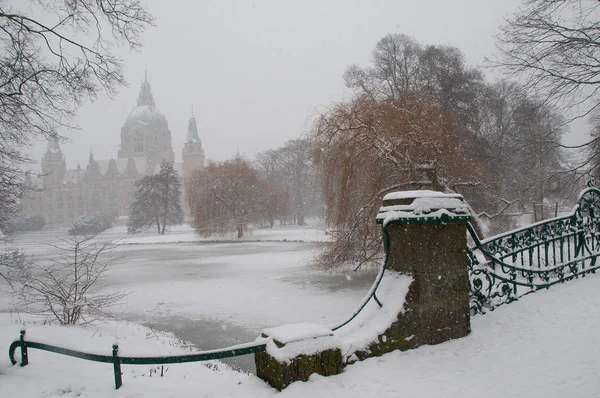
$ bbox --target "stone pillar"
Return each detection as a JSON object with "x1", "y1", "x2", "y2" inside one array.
[
  {"x1": 254, "y1": 324, "x2": 343, "y2": 391},
  {"x1": 255, "y1": 191, "x2": 472, "y2": 389},
  {"x1": 358, "y1": 190, "x2": 471, "y2": 357}
]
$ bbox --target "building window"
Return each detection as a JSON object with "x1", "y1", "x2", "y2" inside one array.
[
  {"x1": 57, "y1": 197, "x2": 64, "y2": 209},
  {"x1": 134, "y1": 142, "x2": 144, "y2": 153},
  {"x1": 109, "y1": 192, "x2": 118, "y2": 209},
  {"x1": 92, "y1": 193, "x2": 101, "y2": 209}
]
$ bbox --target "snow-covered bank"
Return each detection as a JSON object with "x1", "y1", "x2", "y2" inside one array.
[
  {"x1": 114, "y1": 224, "x2": 332, "y2": 245},
  {"x1": 3, "y1": 274, "x2": 600, "y2": 397}
]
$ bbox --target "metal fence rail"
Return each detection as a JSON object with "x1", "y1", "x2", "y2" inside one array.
[
  {"x1": 467, "y1": 183, "x2": 600, "y2": 315},
  {"x1": 9, "y1": 330, "x2": 266, "y2": 389},
  {"x1": 6, "y1": 227, "x2": 398, "y2": 390},
  {"x1": 13, "y1": 185, "x2": 600, "y2": 390}
]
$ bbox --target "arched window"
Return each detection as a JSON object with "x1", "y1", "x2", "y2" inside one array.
[
  {"x1": 92, "y1": 193, "x2": 101, "y2": 209},
  {"x1": 109, "y1": 192, "x2": 119, "y2": 209},
  {"x1": 134, "y1": 134, "x2": 144, "y2": 153}
]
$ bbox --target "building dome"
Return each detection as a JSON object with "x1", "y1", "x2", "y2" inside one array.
[
  {"x1": 118, "y1": 73, "x2": 175, "y2": 164},
  {"x1": 123, "y1": 105, "x2": 167, "y2": 129},
  {"x1": 122, "y1": 72, "x2": 167, "y2": 131}
]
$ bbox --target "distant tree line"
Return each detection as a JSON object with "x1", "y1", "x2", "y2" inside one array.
[{"x1": 186, "y1": 142, "x2": 321, "y2": 238}]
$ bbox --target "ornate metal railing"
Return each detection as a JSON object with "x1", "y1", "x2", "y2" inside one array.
[
  {"x1": 467, "y1": 183, "x2": 600, "y2": 315},
  {"x1": 8, "y1": 330, "x2": 266, "y2": 389}
]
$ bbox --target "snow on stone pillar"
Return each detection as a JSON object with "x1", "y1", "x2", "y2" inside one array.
[
  {"x1": 368, "y1": 190, "x2": 471, "y2": 354},
  {"x1": 255, "y1": 323, "x2": 343, "y2": 391}
]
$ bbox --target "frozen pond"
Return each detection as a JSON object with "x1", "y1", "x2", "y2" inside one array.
[{"x1": 2, "y1": 226, "x2": 376, "y2": 372}]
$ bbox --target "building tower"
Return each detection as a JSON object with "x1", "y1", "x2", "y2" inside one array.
[
  {"x1": 118, "y1": 72, "x2": 175, "y2": 169},
  {"x1": 182, "y1": 108, "x2": 205, "y2": 181},
  {"x1": 41, "y1": 137, "x2": 67, "y2": 186}
]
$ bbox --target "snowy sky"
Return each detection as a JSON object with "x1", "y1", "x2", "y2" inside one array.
[{"x1": 29, "y1": 0, "x2": 527, "y2": 169}]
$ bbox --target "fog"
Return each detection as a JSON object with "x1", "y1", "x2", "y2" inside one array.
[{"x1": 29, "y1": 0, "x2": 523, "y2": 169}]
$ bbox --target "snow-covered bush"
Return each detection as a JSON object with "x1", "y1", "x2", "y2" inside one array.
[
  {"x1": 3, "y1": 214, "x2": 46, "y2": 235},
  {"x1": 68, "y1": 213, "x2": 112, "y2": 236},
  {"x1": 13, "y1": 233, "x2": 125, "y2": 324}
]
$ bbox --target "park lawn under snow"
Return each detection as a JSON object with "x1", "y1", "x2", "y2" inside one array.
[{"x1": 2, "y1": 273, "x2": 600, "y2": 397}]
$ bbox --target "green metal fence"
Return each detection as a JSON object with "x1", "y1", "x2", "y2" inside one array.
[
  {"x1": 10, "y1": 185, "x2": 600, "y2": 389},
  {"x1": 6, "y1": 224, "x2": 399, "y2": 390},
  {"x1": 8, "y1": 329, "x2": 266, "y2": 389},
  {"x1": 467, "y1": 183, "x2": 600, "y2": 315}
]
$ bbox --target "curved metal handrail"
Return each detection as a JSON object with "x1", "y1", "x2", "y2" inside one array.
[
  {"x1": 9, "y1": 329, "x2": 267, "y2": 390},
  {"x1": 9, "y1": 339, "x2": 266, "y2": 367},
  {"x1": 7, "y1": 223, "x2": 397, "y2": 390},
  {"x1": 329, "y1": 223, "x2": 390, "y2": 331}
]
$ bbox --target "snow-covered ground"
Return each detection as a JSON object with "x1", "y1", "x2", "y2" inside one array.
[
  {"x1": 2, "y1": 223, "x2": 600, "y2": 396},
  {"x1": 2, "y1": 273, "x2": 600, "y2": 397},
  {"x1": 0, "y1": 223, "x2": 374, "y2": 372}
]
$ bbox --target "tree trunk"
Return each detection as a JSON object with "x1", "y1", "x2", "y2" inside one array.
[
  {"x1": 237, "y1": 223, "x2": 243, "y2": 238},
  {"x1": 161, "y1": 178, "x2": 169, "y2": 235}
]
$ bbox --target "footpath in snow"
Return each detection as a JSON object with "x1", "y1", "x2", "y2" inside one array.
[{"x1": 2, "y1": 273, "x2": 600, "y2": 397}]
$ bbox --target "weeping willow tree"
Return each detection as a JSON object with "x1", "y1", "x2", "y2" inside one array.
[
  {"x1": 312, "y1": 94, "x2": 494, "y2": 270},
  {"x1": 187, "y1": 157, "x2": 265, "y2": 238}
]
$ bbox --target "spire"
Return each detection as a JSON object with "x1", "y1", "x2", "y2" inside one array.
[
  {"x1": 46, "y1": 137, "x2": 61, "y2": 153},
  {"x1": 186, "y1": 108, "x2": 201, "y2": 143},
  {"x1": 137, "y1": 72, "x2": 155, "y2": 107}
]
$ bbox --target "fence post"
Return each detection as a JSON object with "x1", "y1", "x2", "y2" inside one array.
[
  {"x1": 20, "y1": 329, "x2": 28, "y2": 366},
  {"x1": 112, "y1": 344, "x2": 122, "y2": 389}
]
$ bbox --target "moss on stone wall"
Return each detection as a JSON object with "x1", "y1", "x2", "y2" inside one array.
[{"x1": 255, "y1": 348, "x2": 343, "y2": 391}]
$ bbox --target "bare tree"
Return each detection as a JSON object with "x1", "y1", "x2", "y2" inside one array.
[
  {"x1": 255, "y1": 150, "x2": 290, "y2": 228},
  {"x1": 344, "y1": 33, "x2": 423, "y2": 101},
  {"x1": 512, "y1": 97, "x2": 566, "y2": 214},
  {"x1": 312, "y1": 93, "x2": 494, "y2": 270},
  {"x1": 495, "y1": 0, "x2": 600, "y2": 112},
  {"x1": 14, "y1": 232, "x2": 126, "y2": 325},
  {"x1": 188, "y1": 157, "x2": 264, "y2": 238},
  {"x1": 476, "y1": 81, "x2": 567, "y2": 221},
  {"x1": 494, "y1": 0, "x2": 600, "y2": 180},
  {"x1": 0, "y1": 246, "x2": 31, "y2": 290},
  {"x1": 255, "y1": 140, "x2": 321, "y2": 227},
  {"x1": 277, "y1": 139, "x2": 319, "y2": 226},
  {"x1": 0, "y1": 1, "x2": 153, "y2": 231}
]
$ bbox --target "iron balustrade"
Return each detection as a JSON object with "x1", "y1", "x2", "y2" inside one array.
[
  {"x1": 9, "y1": 184, "x2": 600, "y2": 389},
  {"x1": 467, "y1": 182, "x2": 600, "y2": 315}
]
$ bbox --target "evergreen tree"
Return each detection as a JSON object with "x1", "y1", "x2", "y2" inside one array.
[{"x1": 128, "y1": 161, "x2": 184, "y2": 235}]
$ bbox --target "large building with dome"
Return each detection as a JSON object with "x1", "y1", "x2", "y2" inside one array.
[{"x1": 21, "y1": 75, "x2": 205, "y2": 226}]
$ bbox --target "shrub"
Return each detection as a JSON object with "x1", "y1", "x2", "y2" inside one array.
[
  {"x1": 68, "y1": 213, "x2": 112, "y2": 236},
  {"x1": 3, "y1": 214, "x2": 46, "y2": 235}
]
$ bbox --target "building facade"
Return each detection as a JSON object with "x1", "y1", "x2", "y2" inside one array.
[{"x1": 22, "y1": 76, "x2": 205, "y2": 226}]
